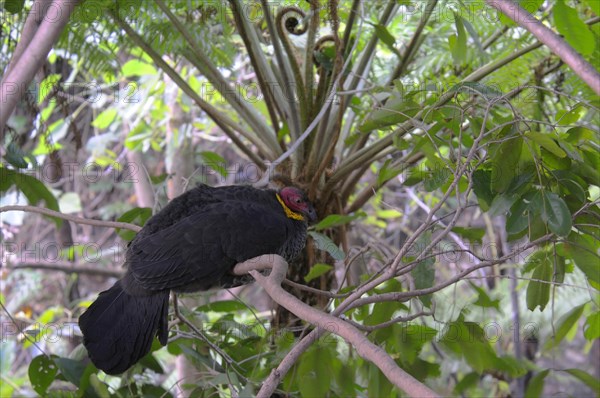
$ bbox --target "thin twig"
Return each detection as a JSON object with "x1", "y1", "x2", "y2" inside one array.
[
  {"x1": 0, "y1": 205, "x2": 142, "y2": 232},
  {"x1": 234, "y1": 255, "x2": 440, "y2": 398},
  {"x1": 344, "y1": 308, "x2": 434, "y2": 332},
  {"x1": 486, "y1": 0, "x2": 600, "y2": 95},
  {"x1": 4, "y1": 262, "x2": 123, "y2": 278},
  {"x1": 348, "y1": 234, "x2": 554, "y2": 309},
  {"x1": 282, "y1": 279, "x2": 348, "y2": 299},
  {"x1": 0, "y1": 301, "x2": 49, "y2": 358},
  {"x1": 171, "y1": 293, "x2": 244, "y2": 381}
]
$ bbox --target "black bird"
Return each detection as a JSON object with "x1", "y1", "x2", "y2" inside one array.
[{"x1": 79, "y1": 184, "x2": 316, "y2": 374}]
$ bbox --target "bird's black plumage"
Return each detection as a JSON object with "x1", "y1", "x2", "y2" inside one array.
[{"x1": 79, "y1": 184, "x2": 315, "y2": 374}]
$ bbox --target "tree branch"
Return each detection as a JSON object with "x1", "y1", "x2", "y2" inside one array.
[
  {"x1": 4, "y1": 261, "x2": 123, "y2": 278},
  {"x1": 0, "y1": 0, "x2": 78, "y2": 135},
  {"x1": 232, "y1": 255, "x2": 440, "y2": 398},
  {"x1": 4, "y1": 0, "x2": 48, "y2": 78},
  {"x1": 486, "y1": 0, "x2": 600, "y2": 95},
  {"x1": 0, "y1": 205, "x2": 142, "y2": 232}
]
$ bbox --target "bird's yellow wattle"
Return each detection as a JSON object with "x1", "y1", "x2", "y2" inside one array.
[{"x1": 276, "y1": 193, "x2": 305, "y2": 221}]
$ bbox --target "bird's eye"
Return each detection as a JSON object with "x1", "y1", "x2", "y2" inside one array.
[{"x1": 295, "y1": 198, "x2": 301, "y2": 204}]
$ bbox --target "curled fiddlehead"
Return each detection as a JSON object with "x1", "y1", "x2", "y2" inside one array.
[{"x1": 277, "y1": 6, "x2": 309, "y2": 36}]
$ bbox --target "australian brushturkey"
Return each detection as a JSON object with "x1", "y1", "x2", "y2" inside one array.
[{"x1": 79, "y1": 184, "x2": 316, "y2": 374}]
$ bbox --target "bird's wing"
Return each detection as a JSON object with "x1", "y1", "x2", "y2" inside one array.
[{"x1": 127, "y1": 201, "x2": 289, "y2": 291}]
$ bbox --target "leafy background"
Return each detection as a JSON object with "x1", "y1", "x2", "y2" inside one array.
[{"x1": 1, "y1": 0, "x2": 599, "y2": 397}]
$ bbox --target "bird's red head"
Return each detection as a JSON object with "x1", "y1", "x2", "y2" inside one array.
[{"x1": 279, "y1": 187, "x2": 317, "y2": 222}]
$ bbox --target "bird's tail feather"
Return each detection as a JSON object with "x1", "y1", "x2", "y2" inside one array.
[{"x1": 79, "y1": 280, "x2": 169, "y2": 375}]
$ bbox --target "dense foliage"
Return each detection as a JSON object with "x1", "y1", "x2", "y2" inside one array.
[{"x1": 1, "y1": 0, "x2": 599, "y2": 397}]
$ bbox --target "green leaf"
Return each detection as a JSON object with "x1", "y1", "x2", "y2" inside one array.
[
  {"x1": 138, "y1": 352, "x2": 164, "y2": 374},
  {"x1": 402, "y1": 357, "x2": 441, "y2": 382},
  {"x1": 199, "y1": 151, "x2": 228, "y2": 178},
  {"x1": 423, "y1": 166, "x2": 450, "y2": 192},
  {"x1": 491, "y1": 136, "x2": 523, "y2": 193},
  {"x1": 308, "y1": 231, "x2": 344, "y2": 261},
  {"x1": 11, "y1": 169, "x2": 60, "y2": 215},
  {"x1": 440, "y1": 320, "x2": 499, "y2": 373},
  {"x1": 377, "y1": 159, "x2": 404, "y2": 187},
  {"x1": 297, "y1": 345, "x2": 333, "y2": 397},
  {"x1": 359, "y1": 96, "x2": 420, "y2": 133},
  {"x1": 544, "y1": 303, "x2": 587, "y2": 350},
  {"x1": 336, "y1": 364, "x2": 357, "y2": 397},
  {"x1": 74, "y1": 362, "x2": 97, "y2": 395},
  {"x1": 552, "y1": 173, "x2": 587, "y2": 202},
  {"x1": 506, "y1": 197, "x2": 530, "y2": 235},
  {"x1": 449, "y1": 14, "x2": 467, "y2": 65},
  {"x1": 195, "y1": 300, "x2": 248, "y2": 313},
  {"x1": 507, "y1": 172, "x2": 534, "y2": 195},
  {"x1": 367, "y1": 361, "x2": 394, "y2": 398},
  {"x1": 566, "y1": 126, "x2": 595, "y2": 143},
  {"x1": 472, "y1": 169, "x2": 494, "y2": 210},
  {"x1": 38, "y1": 74, "x2": 61, "y2": 104},
  {"x1": 277, "y1": 123, "x2": 290, "y2": 140},
  {"x1": 89, "y1": 373, "x2": 110, "y2": 398},
  {"x1": 116, "y1": 384, "x2": 175, "y2": 398},
  {"x1": 29, "y1": 355, "x2": 58, "y2": 396},
  {"x1": 499, "y1": 0, "x2": 543, "y2": 26},
  {"x1": 373, "y1": 24, "x2": 400, "y2": 57},
  {"x1": 314, "y1": 45, "x2": 335, "y2": 71},
  {"x1": 554, "y1": 0, "x2": 595, "y2": 55},
  {"x1": 149, "y1": 173, "x2": 169, "y2": 184},
  {"x1": 454, "y1": 372, "x2": 479, "y2": 394},
  {"x1": 122, "y1": 59, "x2": 157, "y2": 77},
  {"x1": 116, "y1": 207, "x2": 152, "y2": 241},
  {"x1": 563, "y1": 368, "x2": 600, "y2": 394},
  {"x1": 470, "y1": 282, "x2": 501, "y2": 310},
  {"x1": 495, "y1": 355, "x2": 528, "y2": 378},
  {"x1": 489, "y1": 193, "x2": 518, "y2": 217},
  {"x1": 304, "y1": 263, "x2": 333, "y2": 283},
  {"x1": 525, "y1": 369, "x2": 550, "y2": 398},
  {"x1": 526, "y1": 252, "x2": 552, "y2": 311},
  {"x1": 541, "y1": 192, "x2": 572, "y2": 237},
  {"x1": 117, "y1": 207, "x2": 152, "y2": 224},
  {"x1": 523, "y1": 249, "x2": 550, "y2": 273},
  {"x1": 555, "y1": 107, "x2": 585, "y2": 126},
  {"x1": 4, "y1": 0, "x2": 25, "y2": 13},
  {"x1": 314, "y1": 212, "x2": 365, "y2": 231},
  {"x1": 584, "y1": 312, "x2": 600, "y2": 340},
  {"x1": 141, "y1": 385, "x2": 175, "y2": 398},
  {"x1": 452, "y1": 227, "x2": 485, "y2": 243},
  {"x1": 53, "y1": 357, "x2": 88, "y2": 387},
  {"x1": 565, "y1": 233, "x2": 600, "y2": 284},
  {"x1": 391, "y1": 324, "x2": 437, "y2": 365},
  {"x1": 5, "y1": 142, "x2": 28, "y2": 168},
  {"x1": 525, "y1": 132, "x2": 566, "y2": 158},
  {"x1": 412, "y1": 256, "x2": 435, "y2": 307},
  {"x1": 462, "y1": 18, "x2": 485, "y2": 55},
  {"x1": 91, "y1": 108, "x2": 117, "y2": 129},
  {"x1": 0, "y1": 167, "x2": 16, "y2": 192},
  {"x1": 377, "y1": 209, "x2": 402, "y2": 219}
]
